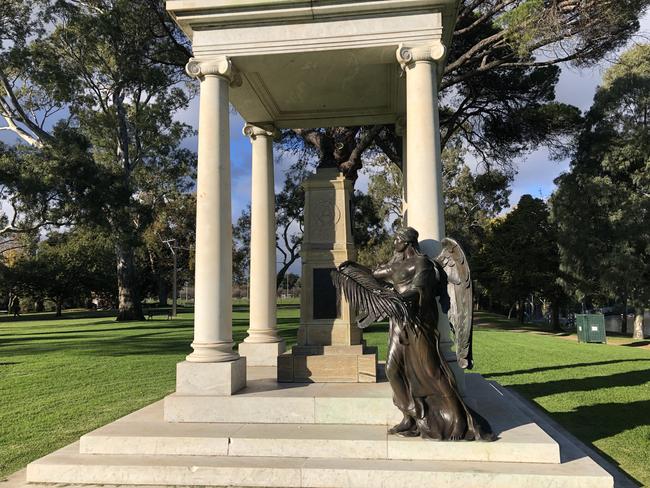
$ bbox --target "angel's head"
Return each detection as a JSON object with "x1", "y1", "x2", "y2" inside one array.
[{"x1": 394, "y1": 227, "x2": 421, "y2": 254}]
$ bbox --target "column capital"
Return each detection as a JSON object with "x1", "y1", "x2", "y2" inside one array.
[
  {"x1": 396, "y1": 43, "x2": 446, "y2": 71},
  {"x1": 186, "y1": 57, "x2": 242, "y2": 87},
  {"x1": 243, "y1": 123, "x2": 281, "y2": 141}
]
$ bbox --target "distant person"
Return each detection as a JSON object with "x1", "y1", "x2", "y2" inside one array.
[{"x1": 10, "y1": 296, "x2": 21, "y2": 318}]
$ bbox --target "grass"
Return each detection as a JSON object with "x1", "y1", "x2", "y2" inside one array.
[{"x1": 1, "y1": 304, "x2": 648, "y2": 486}]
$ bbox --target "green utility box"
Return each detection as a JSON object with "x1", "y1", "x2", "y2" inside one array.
[{"x1": 575, "y1": 314, "x2": 607, "y2": 343}]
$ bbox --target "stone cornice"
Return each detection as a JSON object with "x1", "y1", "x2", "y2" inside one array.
[
  {"x1": 169, "y1": 1, "x2": 459, "y2": 56},
  {"x1": 243, "y1": 123, "x2": 281, "y2": 141},
  {"x1": 396, "y1": 43, "x2": 447, "y2": 71},
  {"x1": 186, "y1": 57, "x2": 242, "y2": 87}
]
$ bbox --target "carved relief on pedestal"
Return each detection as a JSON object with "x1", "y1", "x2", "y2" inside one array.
[{"x1": 307, "y1": 190, "x2": 340, "y2": 243}]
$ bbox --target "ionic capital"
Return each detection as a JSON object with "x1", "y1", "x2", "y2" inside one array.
[
  {"x1": 186, "y1": 57, "x2": 242, "y2": 87},
  {"x1": 243, "y1": 123, "x2": 281, "y2": 141},
  {"x1": 396, "y1": 43, "x2": 446, "y2": 71}
]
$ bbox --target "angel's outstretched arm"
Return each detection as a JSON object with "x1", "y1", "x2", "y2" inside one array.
[{"x1": 373, "y1": 263, "x2": 392, "y2": 280}]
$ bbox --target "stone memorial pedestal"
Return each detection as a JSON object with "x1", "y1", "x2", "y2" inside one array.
[
  {"x1": 24, "y1": 368, "x2": 614, "y2": 488},
  {"x1": 277, "y1": 168, "x2": 377, "y2": 382}
]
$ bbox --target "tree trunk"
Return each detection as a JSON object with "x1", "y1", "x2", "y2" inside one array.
[
  {"x1": 276, "y1": 257, "x2": 299, "y2": 290},
  {"x1": 551, "y1": 300, "x2": 561, "y2": 332},
  {"x1": 55, "y1": 299, "x2": 62, "y2": 317},
  {"x1": 116, "y1": 242, "x2": 144, "y2": 321},
  {"x1": 158, "y1": 278, "x2": 169, "y2": 307},
  {"x1": 621, "y1": 296, "x2": 628, "y2": 335},
  {"x1": 517, "y1": 300, "x2": 525, "y2": 324},
  {"x1": 633, "y1": 308, "x2": 646, "y2": 340},
  {"x1": 35, "y1": 299, "x2": 44, "y2": 313}
]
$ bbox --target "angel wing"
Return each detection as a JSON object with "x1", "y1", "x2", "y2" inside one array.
[
  {"x1": 331, "y1": 262, "x2": 418, "y2": 330},
  {"x1": 435, "y1": 238, "x2": 474, "y2": 370}
]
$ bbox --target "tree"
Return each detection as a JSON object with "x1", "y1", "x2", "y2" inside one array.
[
  {"x1": 477, "y1": 195, "x2": 562, "y2": 324},
  {"x1": 232, "y1": 206, "x2": 251, "y2": 286},
  {"x1": 0, "y1": 1, "x2": 195, "y2": 320},
  {"x1": 442, "y1": 140, "x2": 511, "y2": 258},
  {"x1": 281, "y1": 1, "x2": 645, "y2": 179},
  {"x1": 551, "y1": 44, "x2": 650, "y2": 338},
  {"x1": 10, "y1": 228, "x2": 116, "y2": 316},
  {"x1": 356, "y1": 146, "x2": 511, "y2": 268},
  {"x1": 351, "y1": 190, "x2": 392, "y2": 270},
  {"x1": 278, "y1": 272, "x2": 300, "y2": 297},
  {"x1": 232, "y1": 158, "x2": 307, "y2": 290},
  {"x1": 274, "y1": 166, "x2": 305, "y2": 289},
  {"x1": 142, "y1": 193, "x2": 196, "y2": 306}
]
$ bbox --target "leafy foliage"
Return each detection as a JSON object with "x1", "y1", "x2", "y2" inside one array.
[
  {"x1": 284, "y1": 0, "x2": 648, "y2": 177},
  {"x1": 476, "y1": 195, "x2": 562, "y2": 321},
  {"x1": 0, "y1": 0, "x2": 195, "y2": 320},
  {"x1": 551, "y1": 44, "x2": 650, "y2": 331},
  {"x1": 9, "y1": 228, "x2": 116, "y2": 315}
]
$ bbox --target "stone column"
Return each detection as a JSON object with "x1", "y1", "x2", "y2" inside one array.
[
  {"x1": 397, "y1": 44, "x2": 465, "y2": 391},
  {"x1": 176, "y1": 57, "x2": 246, "y2": 396},
  {"x1": 239, "y1": 124, "x2": 286, "y2": 366},
  {"x1": 395, "y1": 116, "x2": 407, "y2": 220}
]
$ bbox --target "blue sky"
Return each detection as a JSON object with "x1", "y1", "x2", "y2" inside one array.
[
  {"x1": 173, "y1": 13, "x2": 650, "y2": 222},
  {"x1": 2, "y1": 12, "x2": 649, "y2": 241}
]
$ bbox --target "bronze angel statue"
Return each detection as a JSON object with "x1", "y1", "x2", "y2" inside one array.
[{"x1": 332, "y1": 227, "x2": 494, "y2": 442}]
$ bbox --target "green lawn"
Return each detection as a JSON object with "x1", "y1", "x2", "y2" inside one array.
[{"x1": 1, "y1": 304, "x2": 648, "y2": 485}]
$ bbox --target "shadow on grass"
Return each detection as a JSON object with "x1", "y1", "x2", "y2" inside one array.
[
  {"x1": 0, "y1": 310, "x2": 117, "y2": 323},
  {"x1": 550, "y1": 400, "x2": 649, "y2": 487},
  {"x1": 511, "y1": 367, "x2": 650, "y2": 400},
  {"x1": 6, "y1": 319, "x2": 191, "y2": 333},
  {"x1": 484, "y1": 358, "x2": 650, "y2": 379},
  {"x1": 0, "y1": 322, "x2": 195, "y2": 344},
  {"x1": 0, "y1": 320, "x2": 197, "y2": 356},
  {"x1": 1, "y1": 310, "x2": 303, "y2": 357},
  {"x1": 474, "y1": 312, "x2": 553, "y2": 332},
  {"x1": 0, "y1": 307, "x2": 196, "y2": 325},
  {"x1": 621, "y1": 341, "x2": 650, "y2": 348},
  {"x1": 232, "y1": 303, "x2": 299, "y2": 313},
  {"x1": 1, "y1": 338, "x2": 191, "y2": 357}
]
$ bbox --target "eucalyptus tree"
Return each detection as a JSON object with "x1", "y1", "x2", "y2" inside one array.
[
  {"x1": 232, "y1": 159, "x2": 307, "y2": 290},
  {"x1": 551, "y1": 44, "x2": 650, "y2": 338},
  {"x1": 356, "y1": 145, "x2": 511, "y2": 265},
  {"x1": 477, "y1": 195, "x2": 562, "y2": 324},
  {"x1": 10, "y1": 228, "x2": 116, "y2": 316},
  {"x1": 142, "y1": 192, "x2": 196, "y2": 306},
  {"x1": 283, "y1": 0, "x2": 646, "y2": 178},
  {"x1": 0, "y1": 0, "x2": 195, "y2": 320}
]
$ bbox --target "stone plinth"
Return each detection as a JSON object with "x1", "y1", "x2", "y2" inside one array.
[
  {"x1": 175, "y1": 358, "x2": 246, "y2": 396},
  {"x1": 278, "y1": 344, "x2": 378, "y2": 383},
  {"x1": 239, "y1": 341, "x2": 285, "y2": 367},
  {"x1": 277, "y1": 167, "x2": 377, "y2": 382},
  {"x1": 25, "y1": 369, "x2": 614, "y2": 488}
]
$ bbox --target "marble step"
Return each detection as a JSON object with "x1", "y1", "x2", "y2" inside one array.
[
  {"x1": 79, "y1": 419, "x2": 560, "y2": 464},
  {"x1": 164, "y1": 371, "x2": 517, "y2": 426},
  {"x1": 26, "y1": 442, "x2": 612, "y2": 488},
  {"x1": 163, "y1": 380, "x2": 401, "y2": 424}
]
